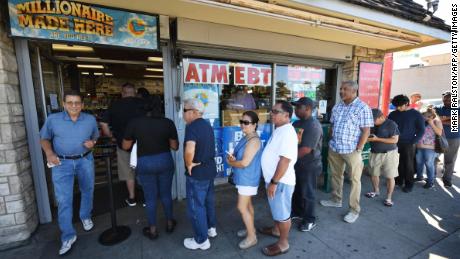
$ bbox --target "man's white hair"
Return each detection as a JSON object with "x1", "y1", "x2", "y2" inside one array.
[
  {"x1": 184, "y1": 98, "x2": 205, "y2": 113},
  {"x1": 342, "y1": 80, "x2": 359, "y2": 91}
]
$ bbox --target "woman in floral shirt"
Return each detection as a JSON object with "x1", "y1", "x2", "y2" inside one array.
[{"x1": 415, "y1": 107, "x2": 443, "y2": 189}]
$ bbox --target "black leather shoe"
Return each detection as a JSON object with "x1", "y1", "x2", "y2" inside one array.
[
  {"x1": 423, "y1": 183, "x2": 434, "y2": 189},
  {"x1": 166, "y1": 219, "x2": 177, "y2": 233},
  {"x1": 143, "y1": 227, "x2": 158, "y2": 240},
  {"x1": 402, "y1": 186, "x2": 413, "y2": 193}
]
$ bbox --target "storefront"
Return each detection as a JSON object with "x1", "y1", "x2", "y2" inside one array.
[
  {"x1": 0, "y1": 0, "x2": 450, "y2": 249},
  {"x1": 2, "y1": 0, "x2": 168, "y2": 229}
]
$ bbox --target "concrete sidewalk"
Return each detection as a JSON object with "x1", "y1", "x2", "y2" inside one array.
[{"x1": 1, "y1": 173, "x2": 460, "y2": 259}]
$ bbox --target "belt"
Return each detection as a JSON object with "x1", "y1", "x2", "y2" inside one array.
[
  {"x1": 57, "y1": 151, "x2": 92, "y2": 160},
  {"x1": 371, "y1": 150, "x2": 396, "y2": 154}
]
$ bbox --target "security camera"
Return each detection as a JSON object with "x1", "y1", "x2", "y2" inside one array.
[{"x1": 426, "y1": 0, "x2": 439, "y2": 14}]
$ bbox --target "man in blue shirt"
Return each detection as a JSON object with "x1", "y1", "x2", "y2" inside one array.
[
  {"x1": 320, "y1": 81, "x2": 374, "y2": 224},
  {"x1": 388, "y1": 95, "x2": 425, "y2": 193},
  {"x1": 40, "y1": 90, "x2": 99, "y2": 256},
  {"x1": 435, "y1": 91, "x2": 460, "y2": 187},
  {"x1": 183, "y1": 98, "x2": 217, "y2": 251}
]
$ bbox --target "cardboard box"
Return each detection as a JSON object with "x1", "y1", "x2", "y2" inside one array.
[{"x1": 222, "y1": 109, "x2": 269, "y2": 126}]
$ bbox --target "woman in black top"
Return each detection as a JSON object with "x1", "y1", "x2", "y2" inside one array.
[{"x1": 123, "y1": 103, "x2": 179, "y2": 239}]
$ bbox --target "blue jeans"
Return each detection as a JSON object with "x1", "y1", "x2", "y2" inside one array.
[
  {"x1": 416, "y1": 148, "x2": 437, "y2": 185},
  {"x1": 52, "y1": 154, "x2": 94, "y2": 243},
  {"x1": 186, "y1": 176, "x2": 216, "y2": 244},
  {"x1": 136, "y1": 152, "x2": 175, "y2": 226}
]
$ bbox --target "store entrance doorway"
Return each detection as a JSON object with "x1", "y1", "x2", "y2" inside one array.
[{"x1": 29, "y1": 41, "x2": 165, "y2": 220}]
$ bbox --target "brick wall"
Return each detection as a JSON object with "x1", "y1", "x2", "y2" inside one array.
[
  {"x1": 343, "y1": 46, "x2": 385, "y2": 81},
  {"x1": 0, "y1": 11, "x2": 38, "y2": 250}
]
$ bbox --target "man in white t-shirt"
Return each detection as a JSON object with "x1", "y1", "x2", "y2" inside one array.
[{"x1": 259, "y1": 101, "x2": 298, "y2": 256}]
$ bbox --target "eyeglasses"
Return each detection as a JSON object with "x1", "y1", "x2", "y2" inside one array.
[
  {"x1": 183, "y1": 108, "x2": 195, "y2": 113},
  {"x1": 270, "y1": 109, "x2": 285, "y2": 114},
  {"x1": 239, "y1": 120, "x2": 253, "y2": 126},
  {"x1": 65, "y1": 101, "x2": 82, "y2": 107}
]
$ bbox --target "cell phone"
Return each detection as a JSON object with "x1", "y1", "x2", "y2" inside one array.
[
  {"x1": 47, "y1": 157, "x2": 61, "y2": 168},
  {"x1": 225, "y1": 150, "x2": 233, "y2": 156},
  {"x1": 47, "y1": 162, "x2": 58, "y2": 168},
  {"x1": 369, "y1": 134, "x2": 376, "y2": 138}
]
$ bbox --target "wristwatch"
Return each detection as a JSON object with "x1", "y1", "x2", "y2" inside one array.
[{"x1": 270, "y1": 178, "x2": 279, "y2": 185}]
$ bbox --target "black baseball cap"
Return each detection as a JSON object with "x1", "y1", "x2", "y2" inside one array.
[
  {"x1": 442, "y1": 91, "x2": 451, "y2": 97},
  {"x1": 291, "y1": 97, "x2": 316, "y2": 108}
]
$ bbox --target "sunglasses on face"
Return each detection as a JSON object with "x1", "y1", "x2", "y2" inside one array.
[{"x1": 239, "y1": 120, "x2": 253, "y2": 126}]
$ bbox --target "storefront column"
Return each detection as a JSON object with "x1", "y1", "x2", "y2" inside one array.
[
  {"x1": 162, "y1": 41, "x2": 186, "y2": 199},
  {"x1": 343, "y1": 46, "x2": 385, "y2": 81},
  {"x1": 0, "y1": 14, "x2": 40, "y2": 250}
]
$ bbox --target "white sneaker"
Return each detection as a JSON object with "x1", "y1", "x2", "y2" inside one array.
[
  {"x1": 320, "y1": 200, "x2": 342, "y2": 208},
  {"x1": 236, "y1": 229, "x2": 247, "y2": 238},
  {"x1": 81, "y1": 219, "x2": 94, "y2": 231},
  {"x1": 344, "y1": 212, "x2": 359, "y2": 223},
  {"x1": 59, "y1": 235, "x2": 77, "y2": 255},
  {"x1": 208, "y1": 227, "x2": 217, "y2": 238},
  {"x1": 183, "y1": 237, "x2": 211, "y2": 250}
]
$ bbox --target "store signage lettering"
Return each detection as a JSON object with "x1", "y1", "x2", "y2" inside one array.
[
  {"x1": 6, "y1": 0, "x2": 159, "y2": 50},
  {"x1": 184, "y1": 60, "x2": 229, "y2": 84},
  {"x1": 234, "y1": 65, "x2": 271, "y2": 86},
  {"x1": 358, "y1": 62, "x2": 383, "y2": 108},
  {"x1": 288, "y1": 66, "x2": 324, "y2": 82}
]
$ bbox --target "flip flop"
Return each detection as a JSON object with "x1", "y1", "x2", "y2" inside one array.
[
  {"x1": 365, "y1": 192, "x2": 379, "y2": 198},
  {"x1": 258, "y1": 227, "x2": 280, "y2": 238},
  {"x1": 262, "y1": 243, "x2": 289, "y2": 256},
  {"x1": 383, "y1": 199, "x2": 393, "y2": 207}
]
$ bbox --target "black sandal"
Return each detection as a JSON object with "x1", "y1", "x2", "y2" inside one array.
[
  {"x1": 143, "y1": 227, "x2": 159, "y2": 240},
  {"x1": 166, "y1": 219, "x2": 177, "y2": 233}
]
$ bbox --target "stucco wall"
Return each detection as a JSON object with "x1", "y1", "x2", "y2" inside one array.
[{"x1": 391, "y1": 65, "x2": 450, "y2": 100}]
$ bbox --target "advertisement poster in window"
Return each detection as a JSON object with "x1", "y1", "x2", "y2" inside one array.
[
  {"x1": 183, "y1": 83, "x2": 220, "y2": 121},
  {"x1": 358, "y1": 62, "x2": 383, "y2": 108}
]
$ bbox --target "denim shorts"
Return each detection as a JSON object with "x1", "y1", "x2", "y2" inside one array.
[{"x1": 266, "y1": 182, "x2": 295, "y2": 222}]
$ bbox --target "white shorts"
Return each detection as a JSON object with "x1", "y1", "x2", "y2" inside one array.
[{"x1": 236, "y1": 185, "x2": 258, "y2": 196}]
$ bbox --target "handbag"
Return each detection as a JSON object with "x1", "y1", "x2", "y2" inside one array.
[
  {"x1": 227, "y1": 135, "x2": 258, "y2": 185},
  {"x1": 434, "y1": 131, "x2": 449, "y2": 153}
]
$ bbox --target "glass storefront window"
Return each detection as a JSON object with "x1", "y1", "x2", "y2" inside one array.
[
  {"x1": 275, "y1": 64, "x2": 336, "y2": 122},
  {"x1": 183, "y1": 58, "x2": 272, "y2": 177}
]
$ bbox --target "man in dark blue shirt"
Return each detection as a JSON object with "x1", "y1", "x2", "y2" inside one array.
[
  {"x1": 435, "y1": 91, "x2": 460, "y2": 187},
  {"x1": 388, "y1": 95, "x2": 425, "y2": 193},
  {"x1": 183, "y1": 98, "x2": 217, "y2": 251},
  {"x1": 366, "y1": 109, "x2": 400, "y2": 207},
  {"x1": 40, "y1": 90, "x2": 99, "y2": 256},
  {"x1": 291, "y1": 97, "x2": 322, "y2": 232}
]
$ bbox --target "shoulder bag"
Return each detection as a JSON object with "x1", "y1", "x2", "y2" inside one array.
[{"x1": 434, "y1": 130, "x2": 449, "y2": 154}]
